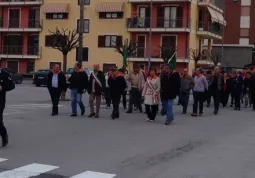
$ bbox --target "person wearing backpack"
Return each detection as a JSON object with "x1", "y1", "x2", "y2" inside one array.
[{"x1": 0, "y1": 69, "x2": 15, "y2": 147}]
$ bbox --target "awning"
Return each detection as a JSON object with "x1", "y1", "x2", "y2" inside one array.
[
  {"x1": 207, "y1": 7, "x2": 226, "y2": 26},
  {"x1": 43, "y1": 3, "x2": 69, "y2": 13},
  {"x1": 95, "y1": 2, "x2": 124, "y2": 12}
]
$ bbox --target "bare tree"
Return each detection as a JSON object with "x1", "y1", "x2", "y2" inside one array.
[
  {"x1": 159, "y1": 45, "x2": 177, "y2": 64},
  {"x1": 209, "y1": 50, "x2": 221, "y2": 66},
  {"x1": 48, "y1": 27, "x2": 81, "y2": 72},
  {"x1": 189, "y1": 48, "x2": 205, "y2": 69},
  {"x1": 114, "y1": 39, "x2": 139, "y2": 69}
]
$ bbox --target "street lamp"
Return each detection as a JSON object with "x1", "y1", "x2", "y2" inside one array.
[
  {"x1": 78, "y1": 0, "x2": 84, "y2": 64},
  {"x1": 148, "y1": 0, "x2": 152, "y2": 70}
]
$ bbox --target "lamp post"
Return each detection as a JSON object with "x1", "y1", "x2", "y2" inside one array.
[
  {"x1": 148, "y1": 0, "x2": 152, "y2": 70},
  {"x1": 78, "y1": 0, "x2": 84, "y2": 64}
]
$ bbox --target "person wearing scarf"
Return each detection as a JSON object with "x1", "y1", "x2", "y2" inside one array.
[
  {"x1": 88, "y1": 64, "x2": 106, "y2": 118},
  {"x1": 221, "y1": 73, "x2": 231, "y2": 108},
  {"x1": 47, "y1": 64, "x2": 66, "y2": 116},
  {"x1": 108, "y1": 66, "x2": 126, "y2": 119},
  {"x1": 142, "y1": 68, "x2": 161, "y2": 122}
]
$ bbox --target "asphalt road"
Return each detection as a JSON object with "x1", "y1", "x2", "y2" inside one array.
[{"x1": 1, "y1": 82, "x2": 255, "y2": 178}]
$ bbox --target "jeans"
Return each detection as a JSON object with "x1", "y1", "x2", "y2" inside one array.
[
  {"x1": 162, "y1": 99, "x2": 174, "y2": 121},
  {"x1": 71, "y1": 89, "x2": 85, "y2": 114},
  {"x1": 193, "y1": 92, "x2": 204, "y2": 114}
]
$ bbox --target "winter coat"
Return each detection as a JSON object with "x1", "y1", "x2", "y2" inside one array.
[
  {"x1": 180, "y1": 75, "x2": 194, "y2": 94},
  {"x1": 68, "y1": 69, "x2": 89, "y2": 94},
  {"x1": 212, "y1": 73, "x2": 224, "y2": 93},
  {"x1": 222, "y1": 77, "x2": 232, "y2": 94},
  {"x1": 243, "y1": 77, "x2": 251, "y2": 94},
  {"x1": 232, "y1": 75, "x2": 243, "y2": 94},
  {"x1": 161, "y1": 72, "x2": 181, "y2": 100},
  {"x1": 47, "y1": 72, "x2": 67, "y2": 92},
  {"x1": 88, "y1": 71, "x2": 106, "y2": 95},
  {"x1": 129, "y1": 71, "x2": 145, "y2": 92},
  {"x1": 108, "y1": 73, "x2": 126, "y2": 96},
  {"x1": 142, "y1": 76, "x2": 161, "y2": 105}
]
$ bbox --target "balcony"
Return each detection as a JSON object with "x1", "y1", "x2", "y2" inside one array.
[
  {"x1": 197, "y1": 21, "x2": 222, "y2": 39},
  {"x1": 127, "y1": 17, "x2": 190, "y2": 32},
  {"x1": 0, "y1": 45, "x2": 41, "y2": 59},
  {"x1": 128, "y1": 46, "x2": 189, "y2": 62},
  {"x1": 128, "y1": 0, "x2": 191, "y2": 2},
  {"x1": 0, "y1": 0, "x2": 43, "y2": 6},
  {"x1": 0, "y1": 18, "x2": 42, "y2": 32},
  {"x1": 198, "y1": 0, "x2": 223, "y2": 13}
]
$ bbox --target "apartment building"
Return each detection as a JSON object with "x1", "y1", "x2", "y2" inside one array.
[
  {"x1": 212, "y1": 0, "x2": 254, "y2": 68},
  {"x1": 37, "y1": 0, "x2": 130, "y2": 72},
  {"x1": 127, "y1": 0, "x2": 225, "y2": 71},
  {"x1": 0, "y1": 0, "x2": 42, "y2": 73}
]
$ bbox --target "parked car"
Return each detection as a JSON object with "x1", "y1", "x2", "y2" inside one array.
[
  {"x1": 33, "y1": 69, "x2": 51, "y2": 87},
  {"x1": 0, "y1": 68, "x2": 23, "y2": 84},
  {"x1": 65, "y1": 68, "x2": 93, "y2": 84}
]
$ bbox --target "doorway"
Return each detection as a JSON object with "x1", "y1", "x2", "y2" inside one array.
[
  {"x1": 137, "y1": 35, "x2": 146, "y2": 57},
  {"x1": 9, "y1": 8, "x2": 20, "y2": 28},
  {"x1": 29, "y1": 8, "x2": 40, "y2": 28},
  {"x1": 28, "y1": 35, "x2": 39, "y2": 55}
]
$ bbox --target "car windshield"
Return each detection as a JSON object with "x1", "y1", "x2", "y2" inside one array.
[{"x1": 37, "y1": 70, "x2": 50, "y2": 73}]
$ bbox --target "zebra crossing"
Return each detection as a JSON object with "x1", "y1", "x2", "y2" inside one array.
[
  {"x1": 0, "y1": 158, "x2": 116, "y2": 178},
  {"x1": 4, "y1": 103, "x2": 63, "y2": 116}
]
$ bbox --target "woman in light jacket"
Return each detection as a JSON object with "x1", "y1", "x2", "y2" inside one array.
[{"x1": 142, "y1": 68, "x2": 161, "y2": 122}]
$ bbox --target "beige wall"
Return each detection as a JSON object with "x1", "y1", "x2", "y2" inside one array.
[{"x1": 37, "y1": 0, "x2": 131, "y2": 71}]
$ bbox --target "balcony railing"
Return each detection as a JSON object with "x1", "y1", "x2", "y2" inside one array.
[
  {"x1": 0, "y1": 0, "x2": 43, "y2": 4},
  {"x1": 197, "y1": 21, "x2": 222, "y2": 36},
  {"x1": 0, "y1": 18, "x2": 41, "y2": 28},
  {"x1": 0, "y1": 45, "x2": 40, "y2": 56},
  {"x1": 127, "y1": 17, "x2": 190, "y2": 29}
]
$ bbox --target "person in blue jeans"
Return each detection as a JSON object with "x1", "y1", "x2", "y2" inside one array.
[
  {"x1": 160, "y1": 64, "x2": 181, "y2": 125},
  {"x1": 68, "y1": 63, "x2": 88, "y2": 117}
]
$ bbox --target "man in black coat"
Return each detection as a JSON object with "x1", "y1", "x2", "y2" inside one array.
[
  {"x1": 250, "y1": 69, "x2": 255, "y2": 111},
  {"x1": 47, "y1": 64, "x2": 67, "y2": 116},
  {"x1": 0, "y1": 69, "x2": 15, "y2": 147},
  {"x1": 108, "y1": 67, "x2": 126, "y2": 119},
  {"x1": 69, "y1": 63, "x2": 88, "y2": 117},
  {"x1": 88, "y1": 64, "x2": 105, "y2": 118},
  {"x1": 233, "y1": 70, "x2": 243, "y2": 111},
  {"x1": 161, "y1": 64, "x2": 181, "y2": 125}
]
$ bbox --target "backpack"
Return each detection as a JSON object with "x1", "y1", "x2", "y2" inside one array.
[{"x1": 0, "y1": 69, "x2": 15, "y2": 92}]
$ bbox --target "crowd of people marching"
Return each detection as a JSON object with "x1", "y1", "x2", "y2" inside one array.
[
  {"x1": 1, "y1": 63, "x2": 255, "y2": 147},
  {"x1": 46, "y1": 63, "x2": 255, "y2": 126}
]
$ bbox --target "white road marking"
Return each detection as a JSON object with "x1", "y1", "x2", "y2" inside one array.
[
  {"x1": 0, "y1": 158, "x2": 7, "y2": 162},
  {"x1": 70, "y1": 171, "x2": 116, "y2": 178},
  {"x1": 0, "y1": 163, "x2": 59, "y2": 178}
]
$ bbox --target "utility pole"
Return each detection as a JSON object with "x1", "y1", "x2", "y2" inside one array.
[
  {"x1": 78, "y1": 0, "x2": 84, "y2": 64},
  {"x1": 148, "y1": 0, "x2": 152, "y2": 70}
]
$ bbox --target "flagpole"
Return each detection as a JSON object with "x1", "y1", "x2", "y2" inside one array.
[
  {"x1": 168, "y1": 52, "x2": 176, "y2": 64},
  {"x1": 148, "y1": 0, "x2": 152, "y2": 70}
]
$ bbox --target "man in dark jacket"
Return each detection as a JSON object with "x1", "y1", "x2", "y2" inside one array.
[
  {"x1": 161, "y1": 64, "x2": 181, "y2": 125},
  {"x1": 108, "y1": 67, "x2": 126, "y2": 119},
  {"x1": 69, "y1": 63, "x2": 88, "y2": 117},
  {"x1": 88, "y1": 64, "x2": 105, "y2": 118},
  {"x1": 233, "y1": 70, "x2": 243, "y2": 111},
  {"x1": 47, "y1": 64, "x2": 66, "y2": 116},
  {"x1": 243, "y1": 72, "x2": 252, "y2": 108},
  {"x1": 211, "y1": 66, "x2": 224, "y2": 115},
  {"x1": 0, "y1": 69, "x2": 15, "y2": 147},
  {"x1": 250, "y1": 69, "x2": 255, "y2": 111}
]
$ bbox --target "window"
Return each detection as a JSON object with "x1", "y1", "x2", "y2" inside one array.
[
  {"x1": 239, "y1": 38, "x2": 249, "y2": 45},
  {"x1": 98, "y1": 35, "x2": 122, "y2": 48},
  {"x1": 76, "y1": 47, "x2": 89, "y2": 62},
  {"x1": 240, "y1": 16, "x2": 250, "y2": 28},
  {"x1": 45, "y1": 35, "x2": 67, "y2": 47},
  {"x1": 78, "y1": 0, "x2": 90, "y2": 5},
  {"x1": 77, "y1": 19, "x2": 90, "y2": 33},
  {"x1": 99, "y1": 12, "x2": 123, "y2": 19},
  {"x1": 241, "y1": 0, "x2": 251, "y2": 6},
  {"x1": 46, "y1": 13, "x2": 68, "y2": 19}
]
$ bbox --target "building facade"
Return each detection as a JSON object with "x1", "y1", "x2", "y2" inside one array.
[
  {"x1": 127, "y1": 0, "x2": 225, "y2": 71},
  {"x1": 0, "y1": 0, "x2": 42, "y2": 73},
  {"x1": 37, "y1": 0, "x2": 130, "y2": 72},
  {"x1": 213, "y1": 0, "x2": 254, "y2": 68}
]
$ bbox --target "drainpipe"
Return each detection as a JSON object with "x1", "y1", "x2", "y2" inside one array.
[
  {"x1": 148, "y1": 0, "x2": 152, "y2": 70},
  {"x1": 78, "y1": 0, "x2": 84, "y2": 66}
]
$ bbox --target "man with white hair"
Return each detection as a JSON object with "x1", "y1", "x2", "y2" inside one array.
[
  {"x1": 179, "y1": 68, "x2": 194, "y2": 114},
  {"x1": 211, "y1": 66, "x2": 224, "y2": 115}
]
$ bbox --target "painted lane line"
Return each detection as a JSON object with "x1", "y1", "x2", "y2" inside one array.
[
  {"x1": 70, "y1": 171, "x2": 116, "y2": 178},
  {"x1": 0, "y1": 163, "x2": 59, "y2": 178},
  {"x1": 0, "y1": 158, "x2": 7, "y2": 162}
]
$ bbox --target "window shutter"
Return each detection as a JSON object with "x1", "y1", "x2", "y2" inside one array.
[
  {"x1": 82, "y1": 47, "x2": 89, "y2": 61},
  {"x1": 45, "y1": 35, "x2": 51, "y2": 46},
  {"x1": 177, "y1": 7, "x2": 183, "y2": 27},
  {"x1": 98, "y1": 36, "x2": 105, "y2": 47},
  {"x1": 116, "y1": 36, "x2": 123, "y2": 47},
  {"x1": 157, "y1": 7, "x2": 164, "y2": 27},
  {"x1": 99, "y1": 12, "x2": 105, "y2": 19}
]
